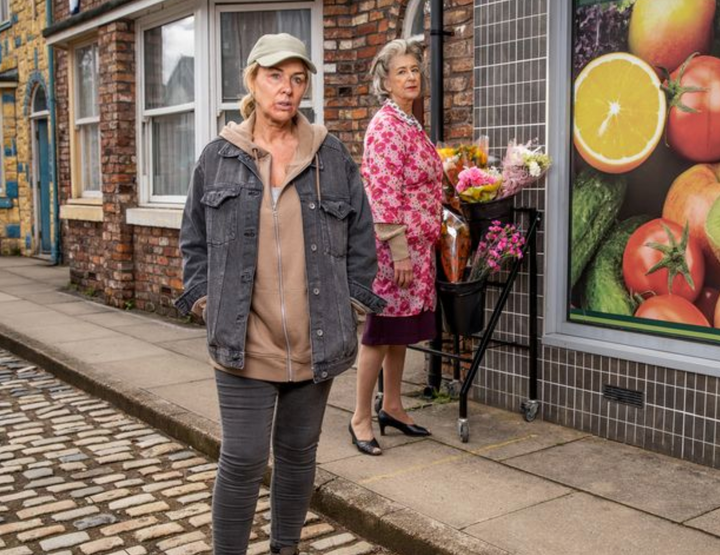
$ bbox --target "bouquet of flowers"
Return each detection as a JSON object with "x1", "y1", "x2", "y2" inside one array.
[
  {"x1": 468, "y1": 221, "x2": 526, "y2": 282},
  {"x1": 437, "y1": 138, "x2": 489, "y2": 210},
  {"x1": 497, "y1": 140, "x2": 552, "y2": 199},
  {"x1": 456, "y1": 166, "x2": 503, "y2": 204}
]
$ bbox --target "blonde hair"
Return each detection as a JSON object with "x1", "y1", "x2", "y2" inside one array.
[
  {"x1": 238, "y1": 62, "x2": 261, "y2": 120},
  {"x1": 369, "y1": 39, "x2": 425, "y2": 101}
]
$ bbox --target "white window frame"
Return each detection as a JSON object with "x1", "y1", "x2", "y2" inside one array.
[
  {"x1": 211, "y1": 1, "x2": 324, "y2": 133},
  {"x1": 136, "y1": 1, "x2": 209, "y2": 207},
  {"x1": 0, "y1": 0, "x2": 9, "y2": 25},
  {"x1": 543, "y1": 1, "x2": 720, "y2": 378},
  {"x1": 71, "y1": 39, "x2": 102, "y2": 200},
  {"x1": 403, "y1": 0, "x2": 426, "y2": 41}
]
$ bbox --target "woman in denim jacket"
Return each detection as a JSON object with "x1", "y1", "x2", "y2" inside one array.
[{"x1": 175, "y1": 33, "x2": 384, "y2": 555}]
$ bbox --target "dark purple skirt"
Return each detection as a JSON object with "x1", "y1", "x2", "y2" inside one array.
[{"x1": 361, "y1": 310, "x2": 437, "y2": 346}]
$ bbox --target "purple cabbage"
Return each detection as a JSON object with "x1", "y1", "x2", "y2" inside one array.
[{"x1": 574, "y1": 3, "x2": 633, "y2": 76}]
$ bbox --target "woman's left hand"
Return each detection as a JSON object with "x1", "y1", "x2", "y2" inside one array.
[{"x1": 393, "y1": 257, "x2": 413, "y2": 288}]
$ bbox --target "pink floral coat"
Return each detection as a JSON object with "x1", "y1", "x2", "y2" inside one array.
[{"x1": 361, "y1": 103, "x2": 443, "y2": 317}]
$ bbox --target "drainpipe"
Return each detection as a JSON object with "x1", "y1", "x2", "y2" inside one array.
[
  {"x1": 46, "y1": 0, "x2": 62, "y2": 265},
  {"x1": 428, "y1": 0, "x2": 445, "y2": 394},
  {"x1": 429, "y1": 0, "x2": 444, "y2": 144}
]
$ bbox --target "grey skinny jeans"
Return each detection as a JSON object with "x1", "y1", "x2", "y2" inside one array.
[{"x1": 212, "y1": 369, "x2": 332, "y2": 554}]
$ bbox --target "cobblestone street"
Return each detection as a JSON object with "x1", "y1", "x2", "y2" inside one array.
[{"x1": 0, "y1": 349, "x2": 394, "y2": 555}]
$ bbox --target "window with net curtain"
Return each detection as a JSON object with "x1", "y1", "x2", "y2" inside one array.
[
  {"x1": 143, "y1": 16, "x2": 195, "y2": 198},
  {"x1": 0, "y1": 0, "x2": 9, "y2": 23},
  {"x1": 75, "y1": 43, "x2": 101, "y2": 196},
  {"x1": 219, "y1": 10, "x2": 313, "y2": 127}
]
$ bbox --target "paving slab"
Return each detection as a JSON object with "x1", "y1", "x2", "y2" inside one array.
[
  {"x1": 317, "y1": 406, "x2": 422, "y2": 465},
  {"x1": 506, "y1": 436, "x2": 720, "y2": 522},
  {"x1": 111, "y1": 322, "x2": 207, "y2": 344},
  {"x1": 155, "y1": 337, "x2": 211, "y2": 363},
  {"x1": 0, "y1": 309, "x2": 80, "y2": 330},
  {"x1": 686, "y1": 508, "x2": 720, "y2": 537},
  {"x1": 465, "y1": 492, "x2": 720, "y2": 555},
  {"x1": 80, "y1": 311, "x2": 155, "y2": 329},
  {"x1": 18, "y1": 321, "x2": 121, "y2": 344},
  {"x1": 321, "y1": 439, "x2": 570, "y2": 529},
  {"x1": 95, "y1": 354, "x2": 214, "y2": 389},
  {"x1": 424, "y1": 402, "x2": 588, "y2": 460},
  {"x1": 0, "y1": 282, "x2": 60, "y2": 297},
  {"x1": 0, "y1": 292, "x2": 18, "y2": 302},
  {"x1": 145, "y1": 378, "x2": 220, "y2": 423},
  {"x1": 0, "y1": 300, "x2": 56, "y2": 316},
  {"x1": 4, "y1": 264, "x2": 69, "y2": 283},
  {"x1": 53, "y1": 335, "x2": 169, "y2": 364},
  {"x1": 46, "y1": 301, "x2": 115, "y2": 316},
  {"x1": 0, "y1": 257, "x2": 40, "y2": 268}
]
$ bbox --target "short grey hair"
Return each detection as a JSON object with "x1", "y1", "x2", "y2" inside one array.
[{"x1": 369, "y1": 39, "x2": 425, "y2": 101}]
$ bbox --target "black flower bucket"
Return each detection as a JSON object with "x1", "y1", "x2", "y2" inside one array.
[
  {"x1": 436, "y1": 278, "x2": 487, "y2": 336},
  {"x1": 460, "y1": 195, "x2": 515, "y2": 250}
]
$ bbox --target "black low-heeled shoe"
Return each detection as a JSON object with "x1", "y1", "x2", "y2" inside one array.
[
  {"x1": 378, "y1": 409, "x2": 431, "y2": 437},
  {"x1": 348, "y1": 422, "x2": 382, "y2": 456}
]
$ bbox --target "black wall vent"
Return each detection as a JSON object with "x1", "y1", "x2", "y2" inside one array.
[{"x1": 602, "y1": 384, "x2": 644, "y2": 408}]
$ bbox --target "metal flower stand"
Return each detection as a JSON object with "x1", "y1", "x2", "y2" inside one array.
[{"x1": 375, "y1": 207, "x2": 542, "y2": 443}]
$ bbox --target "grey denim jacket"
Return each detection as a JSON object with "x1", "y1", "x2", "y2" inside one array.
[{"x1": 175, "y1": 135, "x2": 386, "y2": 383}]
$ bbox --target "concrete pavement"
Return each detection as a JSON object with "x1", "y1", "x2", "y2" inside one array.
[{"x1": 2, "y1": 257, "x2": 720, "y2": 555}]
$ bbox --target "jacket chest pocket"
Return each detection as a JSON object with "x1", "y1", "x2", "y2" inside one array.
[
  {"x1": 320, "y1": 199, "x2": 354, "y2": 258},
  {"x1": 201, "y1": 188, "x2": 242, "y2": 246}
]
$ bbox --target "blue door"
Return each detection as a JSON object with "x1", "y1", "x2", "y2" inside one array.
[{"x1": 36, "y1": 118, "x2": 51, "y2": 254}]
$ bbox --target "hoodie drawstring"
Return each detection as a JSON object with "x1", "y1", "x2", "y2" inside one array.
[{"x1": 314, "y1": 154, "x2": 322, "y2": 204}]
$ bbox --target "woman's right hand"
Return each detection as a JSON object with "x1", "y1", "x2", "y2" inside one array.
[{"x1": 393, "y1": 257, "x2": 413, "y2": 289}]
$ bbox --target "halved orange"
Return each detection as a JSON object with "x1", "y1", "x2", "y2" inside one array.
[{"x1": 574, "y1": 52, "x2": 666, "y2": 174}]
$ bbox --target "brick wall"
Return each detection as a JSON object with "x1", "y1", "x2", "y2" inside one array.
[{"x1": 323, "y1": 0, "x2": 475, "y2": 158}]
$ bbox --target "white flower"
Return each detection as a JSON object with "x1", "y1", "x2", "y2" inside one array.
[{"x1": 528, "y1": 161, "x2": 541, "y2": 178}]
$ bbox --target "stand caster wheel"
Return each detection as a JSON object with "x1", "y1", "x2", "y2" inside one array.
[
  {"x1": 521, "y1": 400, "x2": 539, "y2": 422},
  {"x1": 458, "y1": 419, "x2": 469, "y2": 443},
  {"x1": 374, "y1": 392, "x2": 383, "y2": 416}
]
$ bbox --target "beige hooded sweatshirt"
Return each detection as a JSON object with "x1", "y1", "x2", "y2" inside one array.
[{"x1": 213, "y1": 112, "x2": 328, "y2": 382}]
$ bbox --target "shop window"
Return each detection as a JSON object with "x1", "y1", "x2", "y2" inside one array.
[
  {"x1": 73, "y1": 42, "x2": 101, "y2": 198},
  {"x1": 544, "y1": 1, "x2": 720, "y2": 375},
  {"x1": 0, "y1": 0, "x2": 9, "y2": 24},
  {"x1": 140, "y1": 14, "x2": 195, "y2": 203},
  {"x1": 216, "y1": 5, "x2": 318, "y2": 129}
]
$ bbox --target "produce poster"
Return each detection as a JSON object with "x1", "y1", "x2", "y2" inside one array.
[{"x1": 569, "y1": 0, "x2": 720, "y2": 342}]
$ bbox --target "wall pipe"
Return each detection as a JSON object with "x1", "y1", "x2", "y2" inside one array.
[
  {"x1": 429, "y1": 0, "x2": 445, "y2": 144},
  {"x1": 47, "y1": 0, "x2": 61, "y2": 265}
]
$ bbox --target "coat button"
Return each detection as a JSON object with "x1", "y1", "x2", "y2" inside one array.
[
  {"x1": 311, "y1": 244, "x2": 318, "y2": 252},
  {"x1": 316, "y1": 329, "x2": 324, "y2": 337},
  {"x1": 321, "y1": 371, "x2": 328, "y2": 378},
  {"x1": 313, "y1": 288, "x2": 320, "y2": 295},
  {"x1": 309, "y1": 202, "x2": 316, "y2": 209}
]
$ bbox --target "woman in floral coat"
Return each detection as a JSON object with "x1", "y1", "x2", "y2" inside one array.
[{"x1": 349, "y1": 39, "x2": 443, "y2": 456}]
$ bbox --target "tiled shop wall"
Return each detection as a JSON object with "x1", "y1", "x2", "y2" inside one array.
[{"x1": 473, "y1": 0, "x2": 720, "y2": 468}]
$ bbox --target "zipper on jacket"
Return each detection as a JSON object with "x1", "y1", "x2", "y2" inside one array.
[{"x1": 272, "y1": 193, "x2": 295, "y2": 382}]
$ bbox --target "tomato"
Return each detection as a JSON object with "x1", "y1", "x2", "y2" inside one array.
[
  {"x1": 623, "y1": 218, "x2": 705, "y2": 302},
  {"x1": 695, "y1": 287, "x2": 719, "y2": 326},
  {"x1": 665, "y1": 55, "x2": 720, "y2": 163},
  {"x1": 635, "y1": 295, "x2": 710, "y2": 327}
]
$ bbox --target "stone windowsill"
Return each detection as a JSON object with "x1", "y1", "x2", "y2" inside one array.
[
  {"x1": 126, "y1": 207, "x2": 182, "y2": 230},
  {"x1": 60, "y1": 203, "x2": 103, "y2": 222}
]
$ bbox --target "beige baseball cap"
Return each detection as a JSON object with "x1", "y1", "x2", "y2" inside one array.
[{"x1": 247, "y1": 33, "x2": 317, "y2": 74}]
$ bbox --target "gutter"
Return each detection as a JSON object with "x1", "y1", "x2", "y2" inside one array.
[{"x1": 43, "y1": 0, "x2": 134, "y2": 38}]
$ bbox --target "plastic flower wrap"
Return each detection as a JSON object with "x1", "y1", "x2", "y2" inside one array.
[
  {"x1": 437, "y1": 208, "x2": 472, "y2": 283},
  {"x1": 468, "y1": 221, "x2": 526, "y2": 282},
  {"x1": 437, "y1": 138, "x2": 490, "y2": 210},
  {"x1": 456, "y1": 166, "x2": 502, "y2": 203},
  {"x1": 498, "y1": 140, "x2": 552, "y2": 199}
]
